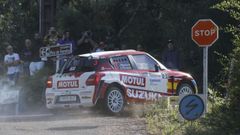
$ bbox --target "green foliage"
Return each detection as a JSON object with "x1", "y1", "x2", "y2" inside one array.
[
  {"x1": 183, "y1": 101, "x2": 240, "y2": 135},
  {"x1": 145, "y1": 99, "x2": 183, "y2": 135},
  {"x1": 54, "y1": 0, "x2": 231, "y2": 87},
  {"x1": 20, "y1": 67, "x2": 54, "y2": 104},
  {"x1": 0, "y1": 0, "x2": 38, "y2": 52},
  {"x1": 150, "y1": 1, "x2": 240, "y2": 134},
  {"x1": 214, "y1": 0, "x2": 240, "y2": 108},
  {"x1": 0, "y1": 0, "x2": 232, "y2": 88},
  {"x1": 145, "y1": 98, "x2": 208, "y2": 135},
  {"x1": 145, "y1": 90, "x2": 240, "y2": 135},
  {"x1": 213, "y1": 0, "x2": 240, "y2": 21}
]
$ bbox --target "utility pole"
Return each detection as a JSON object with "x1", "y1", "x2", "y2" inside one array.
[{"x1": 39, "y1": 0, "x2": 57, "y2": 37}]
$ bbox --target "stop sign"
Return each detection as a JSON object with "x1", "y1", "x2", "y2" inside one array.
[{"x1": 191, "y1": 19, "x2": 219, "y2": 47}]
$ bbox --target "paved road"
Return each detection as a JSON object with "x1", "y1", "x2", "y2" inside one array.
[{"x1": 0, "y1": 108, "x2": 147, "y2": 135}]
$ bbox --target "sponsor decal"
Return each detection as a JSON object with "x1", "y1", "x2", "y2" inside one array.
[
  {"x1": 150, "y1": 78, "x2": 161, "y2": 85},
  {"x1": 57, "y1": 80, "x2": 79, "y2": 89},
  {"x1": 82, "y1": 96, "x2": 91, "y2": 99},
  {"x1": 167, "y1": 82, "x2": 178, "y2": 90},
  {"x1": 80, "y1": 91, "x2": 92, "y2": 94},
  {"x1": 120, "y1": 74, "x2": 146, "y2": 87},
  {"x1": 40, "y1": 44, "x2": 72, "y2": 58},
  {"x1": 46, "y1": 98, "x2": 53, "y2": 104},
  {"x1": 127, "y1": 88, "x2": 162, "y2": 101},
  {"x1": 46, "y1": 93, "x2": 55, "y2": 96}
]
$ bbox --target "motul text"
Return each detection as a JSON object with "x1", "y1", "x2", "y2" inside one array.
[
  {"x1": 57, "y1": 80, "x2": 79, "y2": 89},
  {"x1": 120, "y1": 74, "x2": 146, "y2": 87}
]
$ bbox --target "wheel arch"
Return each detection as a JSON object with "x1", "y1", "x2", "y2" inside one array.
[
  {"x1": 176, "y1": 79, "x2": 197, "y2": 94},
  {"x1": 104, "y1": 82, "x2": 125, "y2": 97}
]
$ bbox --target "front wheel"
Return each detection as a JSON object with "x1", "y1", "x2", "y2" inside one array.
[
  {"x1": 177, "y1": 83, "x2": 194, "y2": 95},
  {"x1": 104, "y1": 86, "x2": 125, "y2": 114}
]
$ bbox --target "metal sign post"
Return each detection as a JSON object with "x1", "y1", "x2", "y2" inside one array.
[
  {"x1": 191, "y1": 19, "x2": 219, "y2": 114},
  {"x1": 56, "y1": 55, "x2": 60, "y2": 73},
  {"x1": 39, "y1": 43, "x2": 72, "y2": 73},
  {"x1": 203, "y1": 47, "x2": 208, "y2": 112}
]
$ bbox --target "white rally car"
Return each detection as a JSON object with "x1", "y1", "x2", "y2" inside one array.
[{"x1": 45, "y1": 50, "x2": 198, "y2": 114}]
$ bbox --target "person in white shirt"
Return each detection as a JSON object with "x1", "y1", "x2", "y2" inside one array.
[{"x1": 4, "y1": 45, "x2": 21, "y2": 84}]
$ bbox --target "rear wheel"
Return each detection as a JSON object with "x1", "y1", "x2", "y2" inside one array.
[
  {"x1": 177, "y1": 83, "x2": 194, "y2": 95},
  {"x1": 104, "y1": 86, "x2": 125, "y2": 114}
]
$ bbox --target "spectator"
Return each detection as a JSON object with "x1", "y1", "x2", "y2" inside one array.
[
  {"x1": 29, "y1": 33, "x2": 45, "y2": 76},
  {"x1": 57, "y1": 31, "x2": 76, "y2": 54},
  {"x1": 56, "y1": 31, "x2": 76, "y2": 67},
  {"x1": 43, "y1": 27, "x2": 57, "y2": 69},
  {"x1": 105, "y1": 31, "x2": 115, "y2": 51},
  {"x1": 120, "y1": 44, "x2": 127, "y2": 50},
  {"x1": 95, "y1": 41, "x2": 106, "y2": 52},
  {"x1": 4, "y1": 45, "x2": 21, "y2": 84},
  {"x1": 162, "y1": 40, "x2": 180, "y2": 70},
  {"x1": 76, "y1": 31, "x2": 97, "y2": 54},
  {"x1": 21, "y1": 39, "x2": 33, "y2": 76},
  {"x1": 56, "y1": 32, "x2": 65, "y2": 45},
  {"x1": 43, "y1": 27, "x2": 58, "y2": 46},
  {"x1": 64, "y1": 31, "x2": 76, "y2": 53},
  {"x1": 136, "y1": 44, "x2": 144, "y2": 51}
]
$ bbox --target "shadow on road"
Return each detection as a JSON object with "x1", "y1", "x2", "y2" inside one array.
[
  {"x1": 0, "y1": 104, "x2": 145, "y2": 123},
  {"x1": 48, "y1": 126, "x2": 98, "y2": 131}
]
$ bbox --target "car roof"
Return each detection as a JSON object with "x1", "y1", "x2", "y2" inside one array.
[{"x1": 78, "y1": 50, "x2": 146, "y2": 59}]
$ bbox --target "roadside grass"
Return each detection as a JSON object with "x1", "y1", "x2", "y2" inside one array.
[
  {"x1": 144, "y1": 89, "x2": 240, "y2": 135},
  {"x1": 144, "y1": 98, "x2": 190, "y2": 135}
]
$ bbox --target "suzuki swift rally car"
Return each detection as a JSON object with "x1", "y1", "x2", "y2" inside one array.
[{"x1": 45, "y1": 50, "x2": 198, "y2": 113}]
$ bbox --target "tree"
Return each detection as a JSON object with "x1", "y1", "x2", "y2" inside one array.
[
  {"x1": 0, "y1": 0, "x2": 38, "y2": 52},
  {"x1": 213, "y1": 0, "x2": 240, "y2": 108}
]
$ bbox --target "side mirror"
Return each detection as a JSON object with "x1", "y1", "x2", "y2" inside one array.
[{"x1": 155, "y1": 64, "x2": 160, "y2": 72}]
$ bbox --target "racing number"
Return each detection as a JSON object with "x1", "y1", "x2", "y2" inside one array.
[{"x1": 161, "y1": 73, "x2": 168, "y2": 79}]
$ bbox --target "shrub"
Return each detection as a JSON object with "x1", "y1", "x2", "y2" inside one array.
[{"x1": 20, "y1": 67, "x2": 54, "y2": 105}]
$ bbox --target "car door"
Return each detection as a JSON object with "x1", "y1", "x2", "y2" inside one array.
[
  {"x1": 110, "y1": 55, "x2": 148, "y2": 91},
  {"x1": 130, "y1": 54, "x2": 169, "y2": 94}
]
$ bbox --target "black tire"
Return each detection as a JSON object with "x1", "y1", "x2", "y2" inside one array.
[
  {"x1": 92, "y1": 99, "x2": 104, "y2": 111},
  {"x1": 104, "y1": 86, "x2": 125, "y2": 114},
  {"x1": 177, "y1": 83, "x2": 194, "y2": 95},
  {"x1": 49, "y1": 109, "x2": 60, "y2": 115}
]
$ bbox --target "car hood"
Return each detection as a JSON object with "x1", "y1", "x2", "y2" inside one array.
[{"x1": 166, "y1": 70, "x2": 193, "y2": 79}]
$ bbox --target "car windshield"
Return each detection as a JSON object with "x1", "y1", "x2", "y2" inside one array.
[
  {"x1": 132, "y1": 54, "x2": 167, "y2": 71},
  {"x1": 146, "y1": 54, "x2": 168, "y2": 70}
]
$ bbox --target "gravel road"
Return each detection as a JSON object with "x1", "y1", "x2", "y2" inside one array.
[{"x1": 0, "y1": 108, "x2": 147, "y2": 135}]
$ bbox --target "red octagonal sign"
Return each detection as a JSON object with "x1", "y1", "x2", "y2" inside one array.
[{"x1": 192, "y1": 19, "x2": 219, "y2": 47}]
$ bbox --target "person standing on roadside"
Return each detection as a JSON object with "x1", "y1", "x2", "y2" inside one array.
[
  {"x1": 136, "y1": 44, "x2": 144, "y2": 51},
  {"x1": 43, "y1": 27, "x2": 58, "y2": 69},
  {"x1": 64, "y1": 31, "x2": 76, "y2": 53},
  {"x1": 55, "y1": 31, "x2": 76, "y2": 68},
  {"x1": 29, "y1": 33, "x2": 45, "y2": 76},
  {"x1": 76, "y1": 31, "x2": 97, "y2": 54},
  {"x1": 21, "y1": 39, "x2": 33, "y2": 76},
  {"x1": 95, "y1": 41, "x2": 106, "y2": 52},
  {"x1": 4, "y1": 45, "x2": 21, "y2": 84},
  {"x1": 43, "y1": 27, "x2": 58, "y2": 46},
  {"x1": 162, "y1": 39, "x2": 180, "y2": 70}
]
